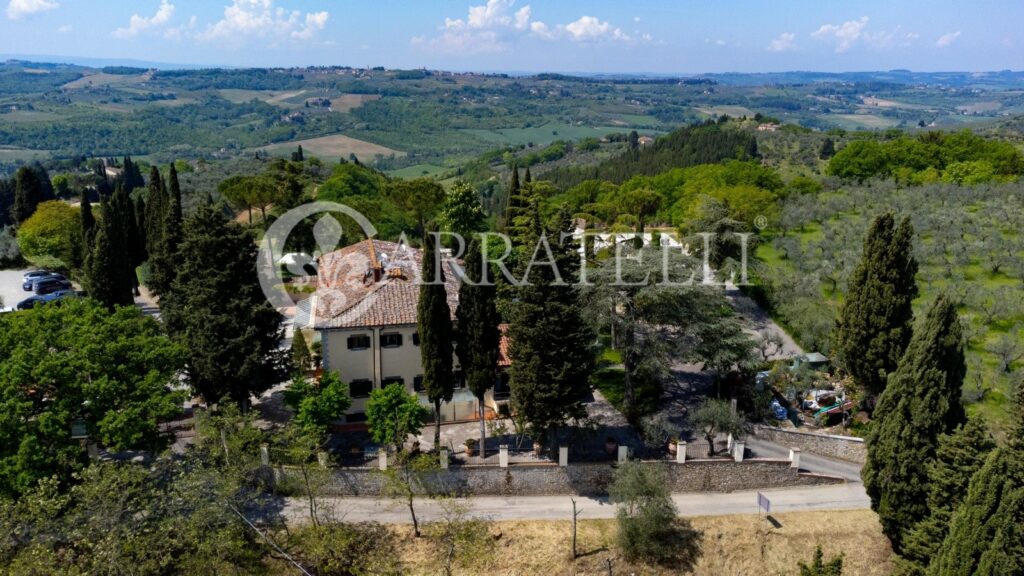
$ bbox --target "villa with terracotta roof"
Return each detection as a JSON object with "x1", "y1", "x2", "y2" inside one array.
[{"x1": 311, "y1": 239, "x2": 511, "y2": 423}]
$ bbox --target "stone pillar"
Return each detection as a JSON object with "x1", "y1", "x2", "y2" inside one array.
[
  {"x1": 499, "y1": 444, "x2": 509, "y2": 468},
  {"x1": 617, "y1": 445, "x2": 629, "y2": 463},
  {"x1": 260, "y1": 444, "x2": 270, "y2": 467},
  {"x1": 789, "y1": 448, "x2": 801, "y2": 469},
  {"x1": 86, "y1": 441, "x2": 99, "y2": 460},
  {"x1": 676, "y1": 441, "x2": 686, "y2": 464},
  {"x1": 317, "y1": 451, "x2": 329, "y2": 468},
  {"x1": 559, "y1": 446, "x2": 568, "y2": 467},
  {"x1": 378, "y1": 450, "x2": 388, "y2": 470},
  {"x1": 727, "y1": 433, "x2": 734, "y2": 452},
  {"x1": 440, "y1": 448, "x2": 449, "y2": 469},
  {"x1": 730, "y1": 398, "x2": 737, "y2": 415},
  {"x1": 733, "y1": 441, "x2": 745, "y2": 462}
]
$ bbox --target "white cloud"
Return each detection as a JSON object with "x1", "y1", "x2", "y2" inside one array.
[
  {"x1": 768, "y1": 32, "x2": 796, "y2": 52},
  {"x1": 200, "y1": 0, "x2": 329, "y2": 43},
  {"x1": 812, "y1": 16, "x2": 868, "y2": 52},
  {"x1": 113, "y1": 0, "x2": 175, "y2": 39},
  {"x1": 56, "y1": 23, "x2": 70, "y2": 33},
  {"x1": 6, "y1": 0, "x2": 58, "y2": 20},
  {"x1": 936, "y1": 30, "x2": 961, "y2": 47},
  {"x1": 564, "y1": 16, "x2": 628, "y2": 42},
  {"x1": 421, "y1": 1, "x2": 638, "y2": 53}
]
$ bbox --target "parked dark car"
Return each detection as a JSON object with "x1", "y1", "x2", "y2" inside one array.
[
  {"x1": 34, "y1": 277, "x2": 72, "y2": 295},
  {"x1": 23, "y1": 273, "x2": 65, "y2": 291},
  {"x1": 16, "y1": 295, "x2": 46, "y2": 310},
  {"x1": 15, "y1": 289, "x2": 79, "y2": 311},
  {"x1": 23, "y1": 270, "x2": 55, "y2": 282}
]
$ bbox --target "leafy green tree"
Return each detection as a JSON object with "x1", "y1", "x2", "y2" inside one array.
[
  {"x1": 836, "y1": 213, "x2": 918, "y2": 398},
  {"x1": 381, "y1": 451, "x2": 438, "y2": 537},
  {"x1": 161, "y1": 203, "x2": 287, "y2": 407},
  {"x1": 439, "y1": 180, "x2": 487, "y2": 239},
  {"x1": 798, "y1": 546, "x2": 844, "y2": 576},
  {"x1": 509, "y1": 204, "x2": 595, "y2": 447},
  {"x1": 285, "y1": 371, "x2": 351, "y2": 439},
  {"x1": 456, "y1": 237, "x2": 500, "y2": 456},
  {"x1": 418, "y1": 231, "x2": 455, "y2": 448},
  {"x1": 690, "y1": 398, "x2": 745, "y2": 457},
  {"x1": 15, "y1": 200, "x2": 81, "y2": 270},
  {"x1": 862, "y1": 295, "x2": 966, "y2": 553},
  {"x1": 366, "y1": 382, "x2": 429, "y2": 453},
  {"x1": 0, "y1": 299, "x2": 184, "y2": 497},
  {"x1": 608, "y1": 461, "x2": 700, "y2": 566},
  {"x1": 387, "y1": 178, "x2": 446, "y2": 240},
  {"x1": 899, "y1": 417, "x2": 996, "y2": 575},
  {"x1": 618, "y1": 188, "x2": 662, "y2": 234}
]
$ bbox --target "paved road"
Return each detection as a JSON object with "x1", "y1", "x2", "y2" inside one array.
[
  {"x1": 0, "y1": 268, "x2": 30, "y2": 311},
  {"x1": 746, "y1": 437, "x2": 864, "y2": 482},
  {"x1": 279, "y1": 483, "x2": 869, "y2": 525}
]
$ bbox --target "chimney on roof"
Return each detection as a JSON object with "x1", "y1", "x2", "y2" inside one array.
[{"x1": 365, "y1": 238, "x2": 384, "y2": 282}]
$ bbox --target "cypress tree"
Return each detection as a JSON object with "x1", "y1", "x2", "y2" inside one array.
[
  {"x1": 862, "y1": 295, "x2": 966, "y2": 553},
  {"x1": 508, "y1": 204, "x2": 595, "y2": 449},
  {"x1": 161, "y1": 203, "x2": 287, "y2": 407},
  {"x1": 145, "y1": 166, "x2": 167, "y2": 258},
  {"x1": 523, "y1": 166, "x2": 532, "y2": 184},
  {"x1": 11, "y1": 166, "x2": 42, "y2": 225},
  {"x1": 111, "y1": 184, "x2": 140, "y2": 294},
  {"x1": 87, "y1": 197, "x2": 133, "y2": 309},
  {"x1": 121, "y1": 156, "x2": 145, "y2": 192},
  {"x1": 79, "y1": 190, "x2": 95, "y2": 244},
  {"x1": 456, "y1": 237, "x2": 500, "y2": 457},
  {"x1": 134, "y1": 196, "x2": 148, "y2": 263},
  {"x1": 820, "y1": 137, "x2": 836, "y2": 160},
  {"x1": 291, "y1": 328, "x2": 312, "y2": 375},
  {"x1": 899, "y1": 417, "x2": 995, "y2": 574},
  {"x1": 0, "y1": 177, "x2": 13, "y2": 227},
  {"x1": 498, "y1": 165, "x2": 520, "y2": 232},
  {"x1": 836, "y1": 213, "x2": 918, "y2": 398},
  {"x1": 417, "y1": 230, "x2": 454, "y2": 448},
  {"x1": 150, "y1": 164, "x2": 184, "y2": 296}
]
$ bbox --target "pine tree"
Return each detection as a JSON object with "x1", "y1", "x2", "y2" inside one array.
[
  {"x1": 899, "y1": 417, "x2": 995, "y2": 574},
  {"x1": 11, "y1": 166, "x2": 43, "y2": 225},
  {"x1": 456, "y1": 237, "x2": 500, "y2": 457},
  {"x1": 161, "y1": 203, "x2": 287, "y2": 407},
  {"x1": 508, "y1": 203, "x2": 595, "y2": 448},
  {"x1": 862, "y1": 295, "x2": 966, "y2": 553},
  {"x1": 836, "y1": 213, "x2": 918, "y2": 398},
  {"x1": 417, "y1": 231, "x2": 454, "y2": 448}
]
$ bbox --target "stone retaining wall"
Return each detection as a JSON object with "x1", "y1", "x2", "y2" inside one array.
[
  {"x1": 752, "y1": 425, "x2": 866, "y2": 464},
  {"x1": 279, "y1": 459, "x2": 843, "y2": 497}
]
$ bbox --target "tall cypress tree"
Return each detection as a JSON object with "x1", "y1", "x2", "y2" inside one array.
[
  {"x1": 836, "y1": 213, "x2": 918, "y2": 398},
  {"x1": 898, "y1": 417, "x2": 995, "y2": 575},
  {"x1": 79, "y1": 190, "x2": 95, "y2": 244},
  {"x1": 145, "y1": 166, "x2": 167, "y2": 259},
  {"x1": 11, "y1": 166, "x2": 42, "y2": 225},
  {"x1": 161, "y1": 203, "x2": 287, "y2": 407},
  {"x1": 498, "y1": 165, "x2": 520, "y2": 232},
  {"x1": 111, "y1": 184, "x2": 140, "y2": 294},
  {"x1": 121, "y1": 156, "x2": 145, "y2": 192},
  {"x1": 418, "y1": 230, "x2": 454, "y2": 448},
  {"x1": 456, "y1": 237, "x2": 500, "y2": 457},
  {"x1": 523, "y1": 166, "x2": 532, "y2": 184},
  {"x1": 87, "y1": 197, "x2": 133, "y2": 309},
  {"x1": 509, "y1": 203, "x2": 595, "y2": 449},
  {"x1": 150, "y1": 164, "x2": 184, "y2": 296},
  {"x1": 862, "y1": 295, "x2": 966, "y2": 553},
  {"x1": 134, "y1": 196, "x2": 148, "y2": 263}
]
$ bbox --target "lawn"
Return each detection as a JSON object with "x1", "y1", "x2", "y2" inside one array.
[
  {"x1": 461, "y1": 123, "x2": 642, "y2": 147},
  {"x1": 387, "y1": 163, "x2": 447, "y2": 178},
  {"x1": 288, "y1": 510, "x2": 892, "y2": 575}
]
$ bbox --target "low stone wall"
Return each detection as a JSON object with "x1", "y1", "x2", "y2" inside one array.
[
  {"x1": 752, "y1": 425, "x2": 866, "y2": 464},
  {"x1": 281, "y1": 459, "x2": 843, "y2": 497}
]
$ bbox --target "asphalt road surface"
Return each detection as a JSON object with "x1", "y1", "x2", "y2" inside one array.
[{"x1": 280, "y1": 483, "x2": 869, "y2": 525}]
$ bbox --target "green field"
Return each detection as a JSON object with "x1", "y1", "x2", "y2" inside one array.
[
  {"x1": 0, "y1": 147, "x2": 50, "y2": 161},
  {"x1": 386, "y1": 163, "x2": 446, "y2": 178},
  {"x1": 461, "y1": 123, "x2": 643, "y2": 147}
]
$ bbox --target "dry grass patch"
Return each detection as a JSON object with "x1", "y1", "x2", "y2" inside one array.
[
  {"x1": 384, "y1": 509, "x2": 891, "y2": 575},
  {"x1": 259, "y1": 133, "x2": 403, "y2": 161}
]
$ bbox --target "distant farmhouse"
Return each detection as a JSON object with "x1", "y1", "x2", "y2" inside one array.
[{"x1": 310, "y1": 239, "x2": 510, "y2": 424}]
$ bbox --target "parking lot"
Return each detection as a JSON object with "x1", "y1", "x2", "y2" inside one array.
[{"x1": 0, "y1": 268, "x2": 31, "y2": 311}]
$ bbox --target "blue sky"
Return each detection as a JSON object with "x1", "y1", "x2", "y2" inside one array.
[{"x1": 1, "y1": 0, "x2": 1021, "y2": 72}]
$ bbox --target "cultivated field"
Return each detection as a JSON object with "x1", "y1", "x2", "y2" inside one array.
[
  {"x1": 61, "y1": 70, "x2": 152, "y2": 90},
  {"x1": 258, "y1": 133, "x2": 403, "y2": 161},
  {"x1": 697, "y1": 105, "x2": 757, "y2": 117},
  {"x1": 462, "y1": 123, "x2": 643, "y2": 147}
]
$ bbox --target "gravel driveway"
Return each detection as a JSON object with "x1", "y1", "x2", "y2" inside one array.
[{"x1": 0, "y1": 268, "x2": 32, "y2": 311}]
